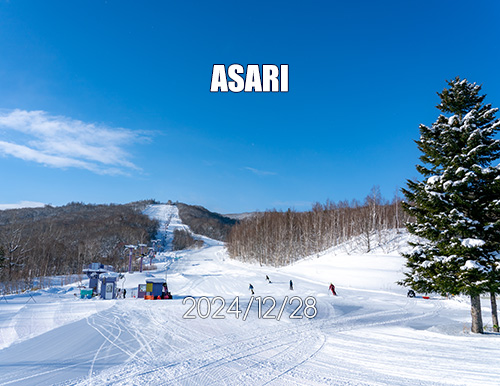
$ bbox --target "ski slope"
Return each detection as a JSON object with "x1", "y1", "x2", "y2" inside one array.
[{"x1": 0, "y1": 204, "x2": 499, "y2": 385}]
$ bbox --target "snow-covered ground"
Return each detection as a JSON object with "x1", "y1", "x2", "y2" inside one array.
[{"x1": 0, "y1": 204, "x2": 499, "y2": 385}]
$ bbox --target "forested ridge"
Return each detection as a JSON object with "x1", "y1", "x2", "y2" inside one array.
[
  {"x1": 0, "y1": 200, "x2": 159, "y2": 290},
  {"x1": 176, "y1": 202, "x2": 237, "y2": 241}
]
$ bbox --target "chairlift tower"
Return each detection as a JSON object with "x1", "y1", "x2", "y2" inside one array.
[
  {"x1": 148, "y1": 247, "x2": 154, "y2": 266},
  {"x1": 151, "y1": 239, "x2": 160, "y2": 253},
  {"x1": 138, "y1": 243, "x2": 147, "y2": 273},
  {"x1": 125, "y1": 245, "x2": 137, "y2": 273}
]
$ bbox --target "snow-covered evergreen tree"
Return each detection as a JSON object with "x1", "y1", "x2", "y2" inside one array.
[{"x1": 400, "y1": 77, "x2": 500, "y2": 333}]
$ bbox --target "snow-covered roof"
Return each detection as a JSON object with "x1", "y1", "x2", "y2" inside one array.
[
  {"x1": 146, "y1": 278, "x2": 166, "y2": 284},
  {"x1": 100, "y1": 272, "x2": 119, "y2": 279}
]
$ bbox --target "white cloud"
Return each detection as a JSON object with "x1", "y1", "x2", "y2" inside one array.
[
  {"x1": 244, "y1": 166, "x2": 277, "y2": 176},
  {"x1": 0, "y1": 109, "x2": 148, "y2": 175}
]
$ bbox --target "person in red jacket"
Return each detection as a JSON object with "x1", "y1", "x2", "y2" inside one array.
[{"x1": 329, "y1": 283, "x2": 337, "y2": 296}]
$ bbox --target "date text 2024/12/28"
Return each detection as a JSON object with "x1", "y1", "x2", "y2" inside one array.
[{"x1": 183, "y1": 296, "x2": 317, "y2": 321}]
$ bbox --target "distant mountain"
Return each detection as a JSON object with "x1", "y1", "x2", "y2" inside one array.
[
  {"x1": 223, "y1": 212, "x2": 258, "y2": 221},
  {"x1": 0, "y1": 201, "x2": 45, "y2": 211}
]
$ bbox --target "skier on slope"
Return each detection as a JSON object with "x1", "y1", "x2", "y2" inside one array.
[
  {"x1": 329, "y1": 283, "x2": 337, "y2": 296},
  {"x1": 249, "y1": 283, "x2": 254, "y2": 295},
  {"x1": 289, "y1": 280, "x2": 294, "y2": 290},
  {"x1": 265, "y1": 275, "x2": 271, "y2": 283}
]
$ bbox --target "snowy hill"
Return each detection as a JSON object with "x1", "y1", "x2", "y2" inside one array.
[
  {"x1": 143, "y1": 203, "x2": 191, "y2": 251},
  {"x1": 0, "y1": 204, "x2": 499, "y2": 385}
]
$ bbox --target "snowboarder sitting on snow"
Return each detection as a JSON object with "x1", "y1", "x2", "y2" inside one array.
[
  {"x1": 289, "y1": 280, "x2": 293, "y2": 290},
  {"x1": 329, "y1": 283, "x2": 337, "y2": 296},
  {"x1": 407, "y1": 289, "x2": 415, "y2": 298},
  {"x1": 249, "y1": 283, "x2": 254, "y2": 295}
]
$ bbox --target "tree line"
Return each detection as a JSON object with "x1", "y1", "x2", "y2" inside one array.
[
  {"x1": 0, "y1": 201, "x2": 159, "y2": 292},
  {"x1": 226, "y1": 187, "x2": 410, "y2": 266}
]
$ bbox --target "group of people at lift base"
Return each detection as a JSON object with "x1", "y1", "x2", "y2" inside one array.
[{"x1": 248, "y1": 276, "x2": 337, "y2": 296}]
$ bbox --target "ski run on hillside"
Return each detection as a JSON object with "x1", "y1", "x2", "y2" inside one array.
[{"x1": 0, "y1": 204, "x2": 499, "y2": 385}]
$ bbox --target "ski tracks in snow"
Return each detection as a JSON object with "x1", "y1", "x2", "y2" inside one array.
[
  {"x1": 71, "y1": 294, "x2": 442, "y2": 386},
  {"x1": 76, "y1": 316, "x2": 327, "y2": 385}
]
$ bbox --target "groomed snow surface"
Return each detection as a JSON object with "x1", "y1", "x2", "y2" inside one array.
[{"x1": 0, "y1": 205, "x2": 499, "y2": 385}]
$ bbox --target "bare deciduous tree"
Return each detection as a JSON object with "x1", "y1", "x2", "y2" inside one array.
[{"x1": 227, "y1": 189, "x2": 410, "y2": 266}]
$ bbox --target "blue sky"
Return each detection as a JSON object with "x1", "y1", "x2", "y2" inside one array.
[{"x1": 0, "y1": 0, "x2": 499, "y2": 213}]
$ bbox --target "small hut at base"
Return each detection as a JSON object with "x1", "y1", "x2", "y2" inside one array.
[
  {"x1": 82, "y1": 263, "x2": 114, "y2": 294},
  {"x1": 145, "y1": 278, "x2": 171, "y2": 299},
  {"x1": 100, "y1": 272, "x2": 119, "y2": 300}
]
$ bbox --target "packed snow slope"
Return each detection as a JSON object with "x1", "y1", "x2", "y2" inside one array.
[{"x1": 0, "y1": 204, "x2": 499, "y2": 386}]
